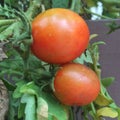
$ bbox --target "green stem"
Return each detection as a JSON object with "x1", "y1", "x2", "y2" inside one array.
[
  {"x1": 102, "y1": 0, "x2": 120, "y2": 4},
  {"x1": 81, "y1": 106, "x2": 89, "y2": 120},
  {"x1": 70, "y1": 0, "x2": 76, "y2": 11},
  {"x1": 69, "y1": 107, "x2": 74, "y2": 120},
  {"x1": 25, "y1": 0, "x2": 42, "y2": 21},
  {"x1": 0, "y1": 19, "x2": 16, "y2": 27},
  {"x1": 88, "y1": 46, "x2": 105, "y2": 95},
  {"x1": 88, "y1": 46, "x2": 100, "y2": 78},
  {"x1": 91, "y1": 102, "x2": 96, "y2": 114},
  {"x1": 90, "y1": 103, "x2": 102, "y2": 120},
  {"x1": 0, "y1": 25, "x2": 8, "y2": 33},
  {"x1": 23, "y1": 44, "x2": 31, "y2": 81},
  {"x1": 84, "y1": 8, "x2": 113, "y2": 19}
]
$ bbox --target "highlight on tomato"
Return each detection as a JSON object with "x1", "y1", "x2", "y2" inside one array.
[
  {"x1": 53, "y1": 63, "x2": 100, "y2": 106},
  {"x1": 31, "y1": 8, "x2": 90, "y2": 64}
]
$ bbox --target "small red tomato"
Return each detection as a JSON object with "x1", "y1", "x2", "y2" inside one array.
[
  {"x1": 31, "y1": 8, "x2": 89, "y2": 64},
  {"x1": 53, "y1": 63, "x2": 100, "y2": 106}
]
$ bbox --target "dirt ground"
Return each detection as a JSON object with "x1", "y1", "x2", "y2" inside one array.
[
  {"x1": 0, "y1": 43, "x2": 9, "y2": 120},
  {"x1": 0, "y1": 80, "x2": 9, "y2": 120}
]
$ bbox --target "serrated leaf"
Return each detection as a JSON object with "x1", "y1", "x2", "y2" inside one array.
[
  {"x1": 0, "y1": 25, "x2": 9, "y2": 33},
  {"x1": 0, "y1": 19, "x2": 16, "y2": 27},
  {"x1": 95, "y1": 93, "x2": 113, "y2": 106},
  {"x1": 4, "y1": 0, "x2": 24, "y2": 11},
  {"x1": 20, "y1": 82, "x2": 39, "y2": 96},
  {"x1": 52, "y1": 0, "x2": 69, "y2": 8},
  {"x1": 0, "y1": 4, "x2": 16, "y2": 18},
  {"x1": 37, "y1": 97, "x2": 48, "y2": 120},
  {"x1": 97, "y1": 107, "x2": 118, "y2": 118},
  {"x1": 40, "y1": 93, "x2": 69, "y2": 120},
  {"x1": 0, "y1": 22, "x2": 16, "y2": 41},
  {"x1": 102, "y1": 77, "x2": 115, "y2": 87},
  {"x1": 0, "y1": 77, "x2": 15, "y2": 91},
  {"x1": 13, "y1": 81, "x2": 26, "y2": 98},
  {"x1": 28, "y1": 54, "x2": 43, "y2": 69},
  {"x1": 13, "y1": 21, "x2": 23, "y2": 39},
  {"x1": 106, "y1": 21, "x2": 120, "y2": 34},
  {"x1": 21, "y1": 94, "x2": 36, "y2": 120},
  {"x1": 74, "y1": 50, "x2": 93, "y2": 64}
]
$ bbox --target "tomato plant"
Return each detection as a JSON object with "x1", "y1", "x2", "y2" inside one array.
[
  {"x1": 0, "y1": 0, "x2": 120, "y2": 120},
  {"x1": 53, "y1": 63, "x2": 100, "y2": 106},
  {"x1": 31, "y1": 8, "x2": 90, "y2": 64}
]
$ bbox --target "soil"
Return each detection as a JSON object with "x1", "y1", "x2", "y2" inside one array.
[
  {"x1": 0, "y1": 80, "x2": 9, "y2": 120},
  {"x1": 0, "y1": 43, "x2": 9, "y2": 120}
]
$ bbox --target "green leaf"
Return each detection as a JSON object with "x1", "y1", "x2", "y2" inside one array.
[
  {"x1": 37, "y1": 97, "x2": 48, "y2": 120},
  {"x1": 13, "y1": 81, "x2": 26, "y2": 98},
  {"x1": 13, "y1": 21, "x2": 23, "y2": 39},
  {"x1": 0, "y1": 25, "x2": 9, "y2": 33},
  {"x1": 95, "y1": 93, "x2": 113, "y2": 106},
  {"x1": 86, "y1": 0, "x2": 98, "y2": 7},
  {"x1": 97, "y1": 107, "x2": 118, "y2": 118},
  {"x1": 4, "y1": 0, "x2": 16, "y2": 5},
  {"x1": 102, "y1": 77, "x2": 115, "y2": 87},
  {"x1": 0, "y1": 77, "x2": 15, "y2": 91},
  {"x1": 70, "y1": 0, "x2": 83, "y2": 14},
  {"x1": 0, "y1": 4, "x2": 15, "y2": 18},
  {"x1": 42, "y1": 0, "x2": 52, "y2": 10},
  {"x1": 106, "y1": 21, "x2": 120, "y2": 34},
  {"x1": 92, "y1": 41, "x2": 106, "y2": 47},
  {"x1": 0, "y1": 19, "x2": 16, "y2": 27},
  {"x1": 18, "y1": 103, "x2": 25, "y2": 119},
  {"x1": 90, "y1": 34, "x2": 98, "y2": 40},
  {"x1": 41, "y1": 93, "x2": 69, "y2": 120},
  {"x1": 74, "y1": 50, "x2": 93, "y2": 64},
  {"x1": 20, "y1": 82, "x2": 39, "y2": 96},
  {"x1": 28, "y1": 54, "x2": 43, "y2": 69},
  {"x1": 4, "y1": 0, "x2": 27, "y2": 11},
  {"x1": 0, "y1": 23, "x2": 15, "y2": 41},
  {"x1": 21, "y1": 94, "x2": 36, "y2": 120},
  {"x1": 52, "y1": 0, "x2": 69, "y2": 8},
  {"x1": 116, "y1": 108, "x2": 120, "y2": 120},
  {"x1": 8, "y1": 92, "x2": 16, "y2": 120}
]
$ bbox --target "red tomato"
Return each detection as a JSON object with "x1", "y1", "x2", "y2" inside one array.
[
  {"x1": 31, "y1": 8, "x2": 90, "y2": 64},
  {"x1": 53, "y1": 63, "x2": 100, "y2": 106}
]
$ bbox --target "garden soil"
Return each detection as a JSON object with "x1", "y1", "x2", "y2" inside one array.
[{"x1": 0, "y1": 43, "x2": 8, "y2": 120}]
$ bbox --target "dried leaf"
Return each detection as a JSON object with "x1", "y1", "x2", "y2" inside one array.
[
  {"x1": 97, "y1": 107, "x2": 118, "y2": 118},
  {"x1": 95, "y1": 93, "x2": 113, "y2": 106},
  {"x1": 37, "y1": 97, "x2": 48, "y2": 120}
]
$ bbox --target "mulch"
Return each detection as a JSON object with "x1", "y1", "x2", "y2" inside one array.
[{"x1": 0, "y1": 43, "x2": 9, "y2": 120}]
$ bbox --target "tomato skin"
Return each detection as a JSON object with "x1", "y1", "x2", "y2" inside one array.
[
  {"x1": 31, "y1": 8, "x2": 89, "y2": 64},
  {"x1": 53, "y1": 63, "x2": 100, "y2": 106}
]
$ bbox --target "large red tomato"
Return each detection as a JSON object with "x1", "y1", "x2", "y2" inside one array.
[
  {"x1": 31, "y1": 8, "x2": 90, "y2": 64},
  {"x1": 53, "y1": 63, "x2": 100, "y2": 106}
]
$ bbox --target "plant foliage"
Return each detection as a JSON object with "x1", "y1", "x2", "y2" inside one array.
[{"x1": 0, "y1": 0, "x2": 120, "y2": 120}]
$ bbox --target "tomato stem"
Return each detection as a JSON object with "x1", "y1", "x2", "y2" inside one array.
[
  {"x1": 0, "y1": 19, "x2": 16, "y2": 27},
  {"x1": 88, "y1": 44, "x2": 105, "y2": 95},
  {"x1": 25, "y1": 0, "x2": 42, "y2": 21},
  {"x1": 69, "y1": 107, "x2": 74, "y2": 120},
  {"x1": 70, "y1": 0, "x2": 76, "y2": 11},
  {"x1": 84, "y1": 8, "x2": 112, "y2": 19},
  {"x1": 91, "y1": 102, "x2": 96, "y2": 114}
]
